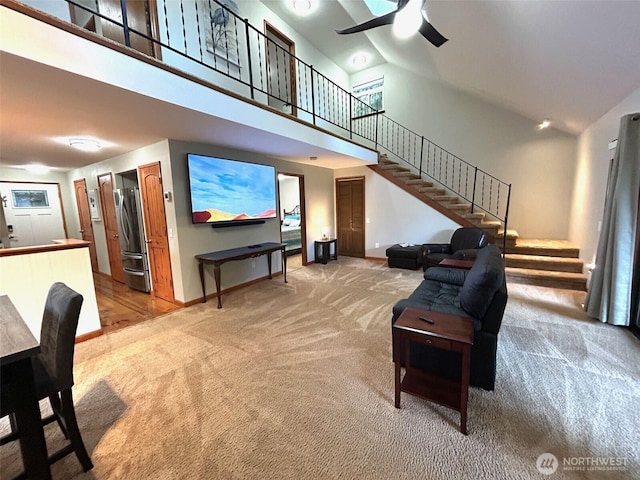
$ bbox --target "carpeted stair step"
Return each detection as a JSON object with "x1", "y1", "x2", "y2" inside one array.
[
  {"x1": 506, "y1": 267, "x2": 587, "y2": 291},
  {"x1": 463, "y1": 212, "x2": 486, "y2": 226},
  {"x1": 418, "y1": 186, "x2": 446, "y2": 195},
  {"x1": 431, "y1": 194, "x2": 459, "y2": 204},
  {"x1": 405, "y1": 179, "x2": 433, "y2": 187},
  {"x1": 380, "y1": 163, "x2": 408, "y2": 172},
  {"x1": 393, "y1": 171, "x2": 420, "y2": 180},
  {"x1": 505, "y1": 254, "x2": 584, "y2": 273},
  {"x1": 505, "y1": 239, "x2": 580, "y2": 258},
  {"x1": 448, "y1": 203, "x2": 472, "y2": 214},
  {"x1": 496, "y1": 229, "x2": 519, "y2": 249}
]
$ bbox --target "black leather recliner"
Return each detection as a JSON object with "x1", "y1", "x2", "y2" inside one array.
[
  {"x1": 391, "y1": 245, "x2": 507, "y2": 390},
  {"x1": 422, "y1": 227, "x2": 488, "y2": 270}
]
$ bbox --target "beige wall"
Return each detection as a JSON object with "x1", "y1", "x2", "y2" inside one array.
[
  {"x1": 570, "y1": 86, "x2": 640, "y2": 273},
  {"x1": 334, "y1": 166, "x2": 460, "y2": 259},
  {"x1": 167, "y1": 140, "x2": 335, "y2": 304},
  {"x1": 351, "y1": 63, "x2": 578, "y2": 240}
]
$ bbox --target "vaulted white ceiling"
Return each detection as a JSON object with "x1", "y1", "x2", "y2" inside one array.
[
  {"x1": 263, "y1": 0, "x2": 640, "y2": 135},
  {"x1": 1, "y1": 0, "x2": 639, "y2": 172}
]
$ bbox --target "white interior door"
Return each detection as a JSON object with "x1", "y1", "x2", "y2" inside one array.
[{"x1": 0, "y1": 182, "x2": 66, "y2": 247}]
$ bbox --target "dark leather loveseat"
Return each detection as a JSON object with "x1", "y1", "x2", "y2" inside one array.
[
  {"x1": 423, "y1": 227, "x2": 488, "y2": 270},
  {"x1": 391, "y1": 244, "x2": 507, "y2": 390}
]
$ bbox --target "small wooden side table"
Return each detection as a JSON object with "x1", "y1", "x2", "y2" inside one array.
[
  {"x1": 314, "y1": 238, "x2": 338, "y2": 264},
  {"x1": 438, "y1": 258, "x2": 475, "y2": 269},
  {"x1": 393, "y1": 307, "x2": 474, "y2": 434}
]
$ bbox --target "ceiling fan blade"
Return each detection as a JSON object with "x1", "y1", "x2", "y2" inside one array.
[
  {"x1": 418, "y1": 19, "x2": 448, "y2": 47},
  {"x1": 336, "y1": 10, "x2": 398, "y2": 35}
]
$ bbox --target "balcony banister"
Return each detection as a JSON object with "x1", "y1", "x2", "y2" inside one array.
[{"x1": 12, "y1": 0, "x2": 511, "y2": 233}]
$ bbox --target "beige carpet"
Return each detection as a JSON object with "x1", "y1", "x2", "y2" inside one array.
[{"x1": 1, "y1": 257, "x2": 638, "y2": 479}]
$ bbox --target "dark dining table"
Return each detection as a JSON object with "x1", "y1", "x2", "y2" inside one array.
[{"x1": 0, "y1": 295, "x2": 51, "y2": 479}]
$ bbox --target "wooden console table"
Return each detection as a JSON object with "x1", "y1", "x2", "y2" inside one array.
[
  {"x1": 195, "y1": 242, "x2": 287, "y2": 308},
  {"x1": 393, "y1": 307, "x2": 474, "y2": 434}
]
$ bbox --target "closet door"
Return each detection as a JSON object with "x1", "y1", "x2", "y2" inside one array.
[{"x1": 336, "y1": 177, "x2": 364, "y2": 258}]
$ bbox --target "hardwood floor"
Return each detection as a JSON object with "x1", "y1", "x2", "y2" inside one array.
[{"x1": 93, "y1": 274, "x2": 181, "y2": 334}]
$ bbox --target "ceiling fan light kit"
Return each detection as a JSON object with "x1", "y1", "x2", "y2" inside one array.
[
  {"x1": 336, "y1": 0, "x2": 448, "y2": 47},
  {"x1": 392, "y1": 0, "x2": 423, "y2": 38}
]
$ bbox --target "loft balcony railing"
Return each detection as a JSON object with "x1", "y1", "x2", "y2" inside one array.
[{"x1": 14, "y1": 0, "x2": 510, "y2": 238}]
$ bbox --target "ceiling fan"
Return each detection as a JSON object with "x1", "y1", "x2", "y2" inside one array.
[{"x1": 336, "y1": 0, "x2": 448, "y2": 47}]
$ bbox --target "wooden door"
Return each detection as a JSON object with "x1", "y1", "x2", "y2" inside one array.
[
  {"x1": 138, "y1": 162, "x2": 174, "y2": 303},
  {"x1": 73, "y1": 179, "x2": 99, "y2": 272},
  {"x1": 336, "y1": 177, "x2": 365, "y2": 258},
  {"x1": 98, "y1": 0, "x2": 161, "y2": 58},
  {"x1": 98, "y1": 173, "x2": 125, "y2": 283},
  {"x1": 265, "y1": 22, "x2": 297, "y2": 116}
]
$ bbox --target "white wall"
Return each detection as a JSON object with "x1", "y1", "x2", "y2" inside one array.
[
  {"x1": 570, "y1": 86, "x2": 640, "y2": 273},
  {"x1": 334, "y1": 165, "x2": 460, "y2": 259},
  {"x1": 351, "y1": 63, "x2": 578, "y2": 239},
  {"x1": 167, "y1": 140, "x2": 335, "y2": 304}
]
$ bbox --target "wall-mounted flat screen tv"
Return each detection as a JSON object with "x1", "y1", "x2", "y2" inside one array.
[{"x1": 187, "y1": 154, "x2": 277, "y2": 227}]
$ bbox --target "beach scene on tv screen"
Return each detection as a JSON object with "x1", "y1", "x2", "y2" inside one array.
[{"x1": 189, "y1": 155, "x2": 276, "y2": 223}]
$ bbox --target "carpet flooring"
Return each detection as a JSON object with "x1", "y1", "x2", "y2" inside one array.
[{"x1": 1, "y1": 257, "x2": 638, "y2": 479}]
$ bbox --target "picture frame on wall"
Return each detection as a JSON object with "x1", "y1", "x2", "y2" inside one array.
[
  {"x1": 88, "y1": 188, "x2": 101, "y2": 221},
  {"x1": 201, "y1": 0, "x2": 241, "y2": 67}
]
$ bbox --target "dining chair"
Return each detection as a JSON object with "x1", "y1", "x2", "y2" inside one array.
[{"x1": 0, "y1": 282, "x2": 93, "y2": 472}]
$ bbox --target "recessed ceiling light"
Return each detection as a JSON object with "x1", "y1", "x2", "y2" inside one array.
[
  {"x1": 68, "y1": 138, "x2": 102, "y2": 152},
  {"x1": 538, "y1": 118, "x2": 551, "y2": 130}
]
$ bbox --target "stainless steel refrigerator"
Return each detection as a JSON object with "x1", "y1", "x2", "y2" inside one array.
[{"x1": 113, "y1": 187, "x2": 151, "y2": 293}]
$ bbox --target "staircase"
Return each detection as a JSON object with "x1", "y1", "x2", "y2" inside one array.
[{"x1": 370, "y1": 156, "x2": 588, "y2": 291}]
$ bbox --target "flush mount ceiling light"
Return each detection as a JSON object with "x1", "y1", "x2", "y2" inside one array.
[
  {"x1": 538, "y1": 118, "x2": 552, "y2": 130},
  {"x1": 352, "y1": 53, "x2": 369, "y2": 67},
  {"x1": 68, "y1": 138, "x2": 101, "y2": 152},
  {"x1": 24, "y1": 164, "x2": 51, "y2": 174},
  {"x1": 291, "y1": 0, "x2": 314, "y2": 15}
]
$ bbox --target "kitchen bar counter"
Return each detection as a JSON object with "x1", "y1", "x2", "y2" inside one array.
[
  {"x1": 0, "y1": 239, "x2": 101, "y2": 339},
  {"x1": 0, "y1": 238, "x2": 90, "y2": 257}
]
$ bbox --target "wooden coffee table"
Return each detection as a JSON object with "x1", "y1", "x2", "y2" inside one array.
[{"x1": 393, "y1": 307, "x2": 474, "y2": 434}]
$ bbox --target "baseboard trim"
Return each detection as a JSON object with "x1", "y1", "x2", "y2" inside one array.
[
  {"x1": 184, "y1": 271, "x2": 285, "y2": 307},
  {"x1": 75, "y1": 329, "x2": 104, "y2": 343}
]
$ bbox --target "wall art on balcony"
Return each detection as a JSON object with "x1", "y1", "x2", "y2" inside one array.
[
  {"x1": 201, "y1": 0, "x2": 241, "y2": 67},
  {"x1": 11, "y1": 189, "x2": 49, "y2": 208}
]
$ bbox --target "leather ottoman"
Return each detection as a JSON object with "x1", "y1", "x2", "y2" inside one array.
[{"x1": 386, "y1": 244, "x2": 423, "y2": 270}]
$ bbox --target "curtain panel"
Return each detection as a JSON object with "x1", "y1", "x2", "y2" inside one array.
[{"x1": 585, "y1": 113, "x2": 640, "y2": 326}]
